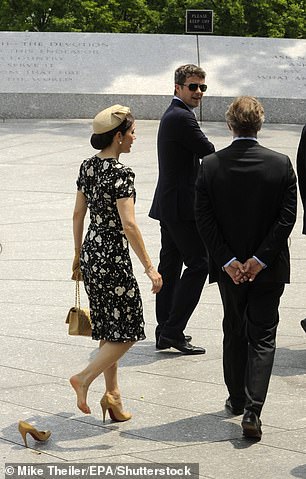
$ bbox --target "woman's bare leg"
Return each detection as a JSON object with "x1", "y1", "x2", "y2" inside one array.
[
  {"x1": 99, "y1": 340, "x2": 120, "y2": 395},
  {"x1": 103, "y1": 361, "x2": 119, "y2": 394},
  {"x1": 70, "y1": 341, "x2": 134, "y2": 414}
]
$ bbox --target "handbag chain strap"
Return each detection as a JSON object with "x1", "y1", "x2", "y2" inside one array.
[{"x1": 75, "y1": 280, "x2": 81, "y2": 309}]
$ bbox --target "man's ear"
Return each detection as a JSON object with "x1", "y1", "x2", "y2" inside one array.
[{"x1": 174, "y1": 83, "x2": 180, "y2": 95}]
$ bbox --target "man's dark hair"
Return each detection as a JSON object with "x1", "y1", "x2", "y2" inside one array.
[{"x1": 174, "y1": 64, "x2": 206, "y2": 85}]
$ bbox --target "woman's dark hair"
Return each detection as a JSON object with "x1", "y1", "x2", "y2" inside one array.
[{"x1": 90, "y1": 113, "x2": 134, "y2": 150}]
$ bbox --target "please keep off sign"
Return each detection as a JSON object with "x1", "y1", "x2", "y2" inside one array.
[{"x1": 185, "y1": 10, "x2": 213, "y2": 34}]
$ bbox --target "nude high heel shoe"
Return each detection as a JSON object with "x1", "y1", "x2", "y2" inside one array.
[
  {"x1": 100, "y1": 392, "x2": 132, "y2": 423},
  {"x1": 18, "y1": 421, "x2": 51, "y2": 448}
]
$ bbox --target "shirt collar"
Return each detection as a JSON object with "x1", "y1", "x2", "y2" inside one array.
[
  {"x1": 232, "y1": 136, "x2": 258, "y2": 142},
  {"x1": 173, "y1": 96, "x2": 195, "y2": 114}
]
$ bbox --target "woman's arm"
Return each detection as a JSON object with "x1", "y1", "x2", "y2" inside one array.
[
  {"x1": 72, "y1": 190, "x2": 87, "y2": 279},
  {"x1": 116, "y1": 197, "x2": 162, "y2": 293}
]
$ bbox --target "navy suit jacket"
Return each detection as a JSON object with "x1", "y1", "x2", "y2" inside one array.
[
  {"x1": 195, "y1": 140, "x2": 297, "y2": 284},
  {"x1": 296, "y1": 125, "x2": 306, "y2": 234},
  {"x1": 149, "y1": 99, "x2": 215, "y2": 222}
]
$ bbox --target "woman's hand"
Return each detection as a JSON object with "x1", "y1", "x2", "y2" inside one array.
[
  {"x1": 71, "y1": 251, "x2": 83, "y2": 281},
  {"x1": 145, "y1": 266, "x2": 163, "y2": 294}
]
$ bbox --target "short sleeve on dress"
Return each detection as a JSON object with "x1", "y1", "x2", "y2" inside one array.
[
  {"x1": 114, "y1": 168, "x2": 135, "y2": 199},
  {"x1": 76, "y1": 160, "x2": 93, "y2": 196}
]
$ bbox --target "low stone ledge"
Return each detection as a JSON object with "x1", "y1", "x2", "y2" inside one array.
[{"x1": 0, "y1": 93, "x2": 305, "y2": 124}]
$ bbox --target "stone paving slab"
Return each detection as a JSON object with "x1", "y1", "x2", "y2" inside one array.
[
  {"x1": 0, "y1": 120, "x2": 306, "y2": 479},
  {"x1": 132, "y1": 441, "x2": 306, "y2": 479}
]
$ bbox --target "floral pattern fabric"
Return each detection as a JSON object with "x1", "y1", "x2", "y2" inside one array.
[{"x1": 77, "y1": 156, "x2": 145, "y2": 342}]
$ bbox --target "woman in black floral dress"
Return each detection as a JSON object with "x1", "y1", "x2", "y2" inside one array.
[{"x1": 70, "y1": 105, "x2": 162, "y2": 420}]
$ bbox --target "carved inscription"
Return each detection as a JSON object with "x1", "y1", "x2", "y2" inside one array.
[
  {"x1": 0, "y1": 38, "x2": 108, "y2": 92},
  {"x1": 257, "y1": 55, "x2": 306, "y2": 87}
]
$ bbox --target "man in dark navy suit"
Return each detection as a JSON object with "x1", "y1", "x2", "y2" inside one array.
[
  {"x1": 296, "y1": 125, "x2": 306, "y2": 333},
  {"x1": 195, "y1": 96, "x2": 297, "y2": 438},
  {"x1": 149, "y1": 64, "x2": 215, "y2": 354}
]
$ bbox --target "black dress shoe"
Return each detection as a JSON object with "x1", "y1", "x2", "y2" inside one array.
[
  {"x1": 158, "y1": 335, "x2": 206, "y2": 354},
  {"x1": 225, "y1": 397, "x2": 244, "y2": 415},
  {"x1": 156, "y1": 334, "x2": 192, "y2": 349},
  {"x1": 241, "y1": 411, "x2": 262, "y2": 439},
  {"x1": 301, "y1": 319, "x2": 306, "y2": 332}
]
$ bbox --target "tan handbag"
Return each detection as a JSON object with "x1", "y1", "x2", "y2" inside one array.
[{"x1": 66, "y1": 280, "x2": 91, "y2": 336}]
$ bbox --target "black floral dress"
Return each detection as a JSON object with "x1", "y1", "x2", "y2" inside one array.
[{"x1": 77, "y1": 156, "x2": 145, "y2": 342}]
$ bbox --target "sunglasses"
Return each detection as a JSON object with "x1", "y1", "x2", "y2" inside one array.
[{"x1": 181, "y1": 83, "x2": 207, "y2": 92}]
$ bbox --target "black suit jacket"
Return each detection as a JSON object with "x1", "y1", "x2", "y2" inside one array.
[
  {"x1": 149, "y1": 99, "x2": 215, "y2": 222},
  {"x1": 195, "y1": 140, "x2": 297, "y2": 283},
  {"x1": 296, "y1": 125, "x2": 306, "y2": 234}
]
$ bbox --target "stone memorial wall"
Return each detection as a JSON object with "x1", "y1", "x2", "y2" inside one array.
[{"x1": 0, "y1": 31, "x2": 305, "y2": 123}]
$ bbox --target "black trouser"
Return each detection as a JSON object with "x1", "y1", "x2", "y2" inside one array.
[
  {"x1": 155, "y1": 220, "x2": 208, "y2": 342},
  {"x1": 218, "y1": 280, "x2": 285, "y2": 416}
]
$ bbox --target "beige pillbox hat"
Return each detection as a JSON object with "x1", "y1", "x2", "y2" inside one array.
[{"x1": 92, "y1": 104, "x2": 131, "y2": 134}]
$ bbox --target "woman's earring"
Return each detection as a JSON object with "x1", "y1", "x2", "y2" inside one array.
[{"x1": 119, "y1": 141, "x2": 122, "y2": 145}]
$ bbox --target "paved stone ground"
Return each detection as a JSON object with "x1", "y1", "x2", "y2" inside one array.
[{"x1": 0, "y1": 119, "x2": 306, "y2": 479}]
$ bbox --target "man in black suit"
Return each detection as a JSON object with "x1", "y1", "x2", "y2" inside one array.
[
  {"x1": 149, "y1": 64, "x2": 215, "y2": 354},
  {"x1": 195, "y1": 96, "x2": 296, "y2": 439},
  {"x1": 296, "y1": 125, "x2": 306, "y2": 332}
]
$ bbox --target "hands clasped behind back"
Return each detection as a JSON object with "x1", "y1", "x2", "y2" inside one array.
[{"x1": 224, "y1": 258, "x2": 263, "y2": 285}]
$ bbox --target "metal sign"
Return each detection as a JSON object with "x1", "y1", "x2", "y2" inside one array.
[{"x1": 185, "y1": 10, "x2": 213, "y2": 34}]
